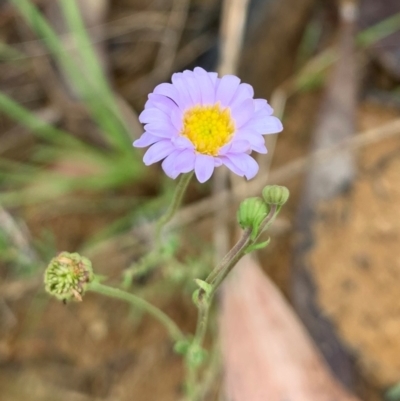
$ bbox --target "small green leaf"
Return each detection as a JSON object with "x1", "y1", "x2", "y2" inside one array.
[
  {"x1": 245, "y1": 238, "x2": 271, "y2": 254},
  {"x1": 192, "y1": 289, "x2": 201, "y2": 307},
  {"x1": 194, "y1": 279, "x2": 213, "y2": 296}
]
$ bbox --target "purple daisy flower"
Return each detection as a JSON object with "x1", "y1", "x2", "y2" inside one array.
[{"x1": 133, "y1": 67, "x2": 283, "y2": 183}]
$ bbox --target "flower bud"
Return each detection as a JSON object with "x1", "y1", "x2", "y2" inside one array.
[
  {"x1": 262, "y1": 185, "x2": 290, "y2": 206},
  {"x1": 44, "y1": 252, "x2": 93, "y2": 302},
  {"x1": 237, "y1": 197, "x2": 268, "y2": 239}
]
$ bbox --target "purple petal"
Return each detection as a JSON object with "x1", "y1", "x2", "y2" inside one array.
[
  {"x1": 144, "y1": 99, "x2": 154, "y2": 109},
  {"x1": 182, "y1": 71, "x2": 202, "y2": 105},
  {"x1": 145, "y1": 121, "x2": 176, "y2": 138},
  {"x1": 182, "y1": 69, "x2": 195, "y2": 78},
  {"x1": 133, "y1": 133, "x2": 160, "y2": 148},
  {"x1": 242, "y1": 155, "x2": 259, "y2": 179},
  {"x1": 223, "y1": 154, "x2": 259, "y2": 179},
  {"x1": 254, "y1": 99, "x2": 274, "y2": 115},
  {"x1": 153, "y1": 83, "x2": 180, "y2": 105},
  {"x1": 148, "y1": 94, "x2": 179, "y2": 114},
  {"x1": 194, "y1": 154, "x2": 215, "y2": 183},
  {"x1": 216, "y1": 75, "x2": 240, "y2": 107},
  {"x1": 235, "y1": 129, "x2": 265, "y2": 147},
  {"x1": 193, "y1": 68, "x2": 216, "y2": 105},
  {"x1": 208, "y1": 72, "x2": 218, "y2": 85},
  {"x1": 214, "y1": 158, "x2": 223, "y2": 167},
  {"x1": 171, "y1": 107, "x2": 183, "y2": 131},
  {"x1": 193, "y1": 66, "x2": 207, "y2": 75},
  {"x1": 251, "y1": 144, "x2": 268, "y2": 154},
  {"x1": 172, "y1": 73, "x2": 194, "y2": 110},
  {"x1": 242, "y1": 115, "x2": 283, "y2": 134},
  {"x1": 162, "y1": 150, "x2": 181, "y2": 179},
  {"x1": 139, "y1": 108, "x2": 169, "y2": 124},
  {"x1": 236, "y1": 129, "x2": 268, "y2": 153},
  {"x1": 228, "y1": 140, "x2": 251, "y2": 153},
  {"x1": 229, "y1": 83, "x2": 254, "y2": 108},
  {"x1": 219, "y1": 140, "x2": 250, "y2": 155},
  {"x1": 219, "y1": 155, "x2": 245, "y2": 177},
  {"x1": 231, "y1": 98, "x2": 255, "y2": 128},
  {"x1": 173, "y1": 149, "x2": 196, "y2": 174},
  {"x1": 218, "y1": 143, "x2": 231, "y2": 155},
  {"x1": 143, "y1": 140, "x2": 175, "y2": 165},
  {"x1": 193, "y1": 67, "x2": 217, "y2": 85},
  {"x1": 171, "y1": 136, "x2": 195, "y2": 149}
]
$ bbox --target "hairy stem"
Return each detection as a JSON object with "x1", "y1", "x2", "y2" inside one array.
[
  {"x1": 185, "y1": 204, "x2": 279, "y2": 398},
  {"x1": 210, "y1": 204, "x2": 278, "y2": 294},
  {"x1": 87, "y1": 280, "x2": 184, "y2": 342},
  {"x1": 123, "y1": 172, "x2": 193, "y2": 285},
  {"x1": 204, "y1": 227, "x2": 252, "y2": 285},
  {"x1": 156, "y1": 172, "x2": 194, "y2": 244}
]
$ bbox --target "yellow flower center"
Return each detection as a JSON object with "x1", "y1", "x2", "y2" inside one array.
[{"x1": 181, "y1": 104, "x2": 235, "y2": 156}]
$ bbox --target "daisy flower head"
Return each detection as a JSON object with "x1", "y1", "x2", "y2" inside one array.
[{"x1": 133, "y1": 67, "x2": 283, "y2": 183}]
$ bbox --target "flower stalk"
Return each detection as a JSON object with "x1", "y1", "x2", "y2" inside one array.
[
  {"x1": 155, "y1": 171, "x2": 194, "y2": 245},
  {"x1": 185, "y1": 203, "x2": 279, "y2": 398},
  {"x1": 123, "y1": 172, "x2": 193, "y2": 286},
  {"x1": 87, "y1": 280, "x2": 185, "y2": 342}
]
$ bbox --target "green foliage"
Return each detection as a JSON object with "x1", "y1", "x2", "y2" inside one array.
[
  {"x1": 1, "y1": 0, "x2": 146, "y2": 208},
  {"x1": 0, "y1": 0, "x2": 156, "y2": 278}
]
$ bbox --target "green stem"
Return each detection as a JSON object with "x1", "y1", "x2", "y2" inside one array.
[
  {"x1": 155, "y1": 172, "x2": 193, "y2": 244},
  {"x1": 185, "y1": 302, "x2": 210, "y2": 399},
  {"x1": 123, "y1": 172, "x2": 193, "y2": 285},
  {"x1": 209, "y1": 231, "x2": 252, "y2": 298},
  {"x1": 185, "y1": 204, "x2": 279, "y2": 398},
  {"x1": 193, "y1": 300, "x2": 210, "y2": 347},
  {"x1": 210, "y1": 204, "x2": 278, "y2": 295},
  {"x1": 204, "y1": 227, "x2": 252, "y2": 285},
  {"x1": 258, "y1": 204, "x2": 278, "y2": 233},
  {"x1": 87, "y1": 280, "x2": 184, "y2": 342},
  {"x1": 122, "y1": 249, "x2": 161, "y2": 288},
  {"x1": 184, "y1": 231, "x2": 251, "y2": 396}
]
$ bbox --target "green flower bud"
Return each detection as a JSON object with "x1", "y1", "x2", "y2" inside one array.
[
  {"x1": 237, "y1": 197, "x2": 268, "y2": 239},
  {"x1": 262, "y1": 185, "x2": 290, "y2": 206},
  {"x1": 44, "y1": 252, "x2": 93, "y2": 302}
]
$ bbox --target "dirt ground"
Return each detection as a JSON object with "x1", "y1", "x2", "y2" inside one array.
[{"x1": 310, "y1": 102, "x2": 400, "y2": 389}]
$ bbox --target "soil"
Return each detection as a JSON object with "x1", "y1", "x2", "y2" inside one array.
[{"x1": 310, "y1": 103, "x2": 400, "y2": 388}]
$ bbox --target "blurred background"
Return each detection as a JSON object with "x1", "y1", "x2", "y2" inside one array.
[{"x1": 0, "y1": 0, "x2": 400, "y2": 400}]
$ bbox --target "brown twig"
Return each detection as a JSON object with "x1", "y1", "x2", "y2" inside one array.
[
  {"x1": 152, "y1": 0, "x2": 190, "y2": 78},
  {"x1": 125, "y1": 0, "x2": 190, "y2": 99}
]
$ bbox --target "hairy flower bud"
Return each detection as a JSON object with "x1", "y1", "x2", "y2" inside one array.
[
  {"x1": 262, "y1": 185, "x2": 290, "y2": 206},
  {"x1": 237, "y1": 197, "x2": 268, "y2": 239},
  {"x1": 44, "y1": 252, "x2": 93, "y2": 302}
]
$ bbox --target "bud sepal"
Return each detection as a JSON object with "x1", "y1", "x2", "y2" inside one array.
[
  {"x1": 237, "y1": 197, "x2": 269, "y2": 240},
  {"x1": 245, "y1": 238, "x2": 271, "y2": 254},
  {"x1": 262, "y1": 185, "x2": 290, "y2": 206}
]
